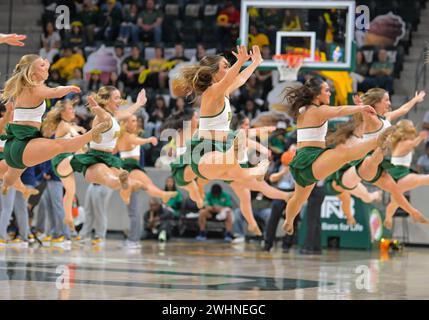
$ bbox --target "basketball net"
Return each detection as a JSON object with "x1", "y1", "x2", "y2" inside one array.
[{"x1": 272, "y1": 54, "x2": 304, "y2": 82}]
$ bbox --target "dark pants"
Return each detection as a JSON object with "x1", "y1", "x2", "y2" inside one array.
[
  {"x1": 265, "y1": 189, "x2": 297, "y2": 248},
  {"x1": 302, "y1": 185, "x2": 325, "y2": 251}
]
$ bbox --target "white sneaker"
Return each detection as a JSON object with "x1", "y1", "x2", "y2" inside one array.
[
  {"x1": 123, "y1": 240, "x2": 141, "y2": 249},
  {"x1": 158, "y1": 230, "x2": 167, "y2": 242},
  {"x1": 232, "y1": 236, "x2": 245, "y2": 244}
]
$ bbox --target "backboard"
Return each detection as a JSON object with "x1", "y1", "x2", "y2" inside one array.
[{"x1": 240, "y1": 0, "x2": 356, "y2": 71}]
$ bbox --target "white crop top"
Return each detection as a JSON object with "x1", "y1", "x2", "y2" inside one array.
[
  {"x1": 199, "y1": 97, "x2": 232, "y2": 132},
  {"x1": 391, "y1": 152, "x2": 413, "y2": 167},
  {"x1": 362, "y1": 115, "x2": 391, "y2": 141},
  {"x1": 89, "y1": 115, "x2": 120, "y2": 151},
  {"x1": 0, "y1": 139, "x2": 5, "y2": 148},
  {"x1": 120, "y1": 145, "x2": 140, "y2": 158},
  {"x1": 13, "y1": 101, "x2": 46, "y2": 123},
  {"x1": 297, "y1": 121, "x2": 328, "y2": 142}
]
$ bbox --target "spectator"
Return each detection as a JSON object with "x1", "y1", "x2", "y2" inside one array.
[
  {"x1": 112, "y1": 43, "x2": 128, "y2": 75},
  {"x1": 264, "y1": 152, "x2": 296, "y2": 252},
  {"x1": 168, "y1": 42, "x2": 190, "y2": 68},
  {"x1": 50, "y1": 47, "x2": 85, "y2": 81},
  {"x1": 124, "y1": 192, "x2": 142, "y2": 250},
  {"x1": 46, "y1": 70, "x2": 64, "y2": 88},
  {"x1": 136, "y1": 0, "x2": 163, "y2": 44},
  {"x1": 100, "y1": 0, "x2": 123, "y2": 42},
  {"x1": 351, "y1": 50, "x2": 375, "y2": 93},
  {"x1": 39, "y1": 40, "x2": 59, "y2": 64},
  {"x1": 193, "y1": 43, "x2": 206, "y2": 62},
  {"x1": 107, "y1": 71, "x2": 125, "y2": 93},
  {"x1": 263, "y1": 8, "x2": 283, "y2": 46},
  {"x1": 77, "y1": 0, "x2": 102, "y2": 45},
  {"x1": 67, "y1": 67, "x2": 88, "y2": 93},
  {"x1": 147, "y1": 95, "x2": 167, "y2": 136},
  {"x1": 164, "y1": 177, "x2": 183, "y2": 219},
  {"x1": 196, "y1": 184, "x2": 234, "y2": 242},
  {"x1": 281, "y1": 9, "x2": 302, "y2": 31},
  {"x1": 248, "y1": 25, "x2": 270, "y2": 50},
  {"x1": 143, "y1": 197, "x2": 173, "y2": 242},
  {"x1": 145, "y1": 46, "x2": 169, "y2": 92},
  {"x1": 79, "y1": 183, "x2": 113, "y2": 246},
  {"x1": 417, "y1": 142, "x2": 429, "y2": 174},
  {"x1": 65, "y1": 21, "x2": 86, "y2": 49},
  {"x1": 171, "y1": 97, "x2": 186, "y2": 114},
  {"x1": 41, "y1": 21, "x2": 61, "y2": 50},
  {"x1": 216, "y1": 1, "x2": 240, "y2": 51},
  {"x1": 232, "y1": 192, "x2": 271, "y2": 244},
  {"x1": 242, "y1": 99, "x2": 261, "y2": 121},
  {"x1": 368, "y1": 49, "x2": 395, "y2": 94},
  {"x1": 120, "y1": 44, "x2": 146, "y2": 96},
  {"x1": 118, "y1": 2, "x2": 140, "y2": 45},
  {"x1": 87, "y1": 70, "x2": 103, "y2": 92}
]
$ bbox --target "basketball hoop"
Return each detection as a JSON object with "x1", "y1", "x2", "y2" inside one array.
[{"x1": 272, "y1": 54, "x2": 304, "y2": 82}]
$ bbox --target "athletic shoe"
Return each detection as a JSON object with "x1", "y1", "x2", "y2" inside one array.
[
  {"x1": 158, "y1": 230, "x2": 167, "y2": 242},
  {"x1": 41, "y1": 235, "x2": 52, "y2": 243},
  {"x1": 0, "y1": 239, "x2": 7, "y2": 247},
  {"x1": 8, "y1": 238, "x2": 29, "y2": 248},
  {"x1": 51, "y1": 236, "x2": 65, "y2": 246},
  {"x1": 92, "y1": 237, "x2": 105, "y2": 246},
  {"x1": 72, "y1": 235, "x2": 82, "y2": 242},
  {"x1": 224, "y1": 232, "x2": 233, "y2": 242},
  {"x1": 123, "y1": 240, "x2": 142, "y2": 250},
  {"x1": 195, "y1": 231, "x2": 207, "y2": 241},
  {"x1": 232, "y1": 236, "x2": 245, "y2": 244}
]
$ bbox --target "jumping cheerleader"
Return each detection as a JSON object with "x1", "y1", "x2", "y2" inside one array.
[
  {"x1": 385, "y1": 119, "x2": 429, "y2": 229},
  {"x1": 70, "y1": 86, "x2": 148, "y2": 204},
  {"x1": 41, "y1": 99, "x2": 88, "y2": 231},
  {"x1": 282, "y1": 78, "x2": 395, "y2": 235},
  {"x1": 0, "y1": 54, "x2": 108, "y2": 193},
  {"x1": 350, "y1": 89, "x2": 428, "y2": 224},
  {"x1": 174, "y1": 45, "x2": 271, "y2": 184},
  {"x1": 116, "y1": 114, "x2": 178, "y2": 204}
]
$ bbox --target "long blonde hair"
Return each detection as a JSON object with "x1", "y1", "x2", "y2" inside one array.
[
  {"x1": 174, "y1": 55, "x2": 224, "y2": 97},
  {"x1": 361, "y1": 88, "x2": 387, "y2": 107},
  {"x1": 41, "y1": 100, "x2": 71, "y2": 137},
  {"x1": 91, "y1": 86, "x2": 126, "y2": 111},
  {"x1": 2, "y1": 54, "x2": 41, "y2": 103},
  {"x1": 390, "y1": 119, "x2": 416, "y2": 149}
]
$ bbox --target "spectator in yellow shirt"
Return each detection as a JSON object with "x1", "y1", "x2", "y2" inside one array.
[
  {"x1": 51, "y1": 47, "x2": 85, "y2": 80},
  {"x1": 248, "y1": 25, "x2": 269, "y2": 50}
]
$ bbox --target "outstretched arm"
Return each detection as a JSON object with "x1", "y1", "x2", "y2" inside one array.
[
  {"x1": 0, "y1": 33, "x2": 26, "y2": 46},
  {"x1": 115, "y1": 89, "x2": 147, "y2": 121},
  {"x1": 385, "y1": 91, "x2": 425, "y2": 122},
  {"x1": 128, "y1": 135, "x2": 158, "y2": 146},
  {"x1": 318, "y1": 104, "x2": 376, "y2": 122},
  {"x1": 209, "y1": 45, "x2": 249, "y2": 96},
  {"x1": 226, "y1": 45, "x2": 263, "y2": 95},
  {"x1": 35, "y1": 84, "x2": 81, "y2": 100}
]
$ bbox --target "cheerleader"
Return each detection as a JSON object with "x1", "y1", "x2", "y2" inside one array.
[
  {"x1": 0, "y1": 54, "x2": 108, "y2": 193},
  {"x1": 282, "y1": 78, "x2": 395, "y2": 235},
  {"x1": 116, "y1": 114, "x2": 178, "y2": 203},
  {"x1": 384, "y1": 120, "x2": 429, "y2": 228}
]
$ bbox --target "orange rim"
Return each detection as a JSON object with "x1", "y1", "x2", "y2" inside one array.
[{"x1": 272, "y1": 54, "x2": 304, "y2": 68}]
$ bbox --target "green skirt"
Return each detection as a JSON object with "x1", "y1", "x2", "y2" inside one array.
[
  {"x1": 70, "y1": 149, "x2": 122, "y2": 176},
  {"x1": 189, "y1": 131, "x2": 236, "y2": 181},
  {"x1": 289, "y1": 147, "x2": 330, "y2": 187},
  {"x1": 170, "y1": 158, "x2": 191, "y2": 187},
  {"x1": 0, "y1": 151, "x2": 4, "y2": 161},
  {"x1": 52, "y1": 153, "x2": 74, "y2": 178},
  {"x1": 0, "y1": 123, "x2": 42, "y2": 169},
  {"x1": 326, "y1": 163, "x2": 357, "y2": 192},
  {"x1": 324, "y1": 178, "x2": 342, "y2": 195},
  {"x1": 121, "y1": 157, "x2": 145, "y2": 173},
  {"x1": 387, "y1": 165, "x2": 414, "y2": 182},
  {"x1": 354, "y1": 153, "x2": 394, "y2": 184}
]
